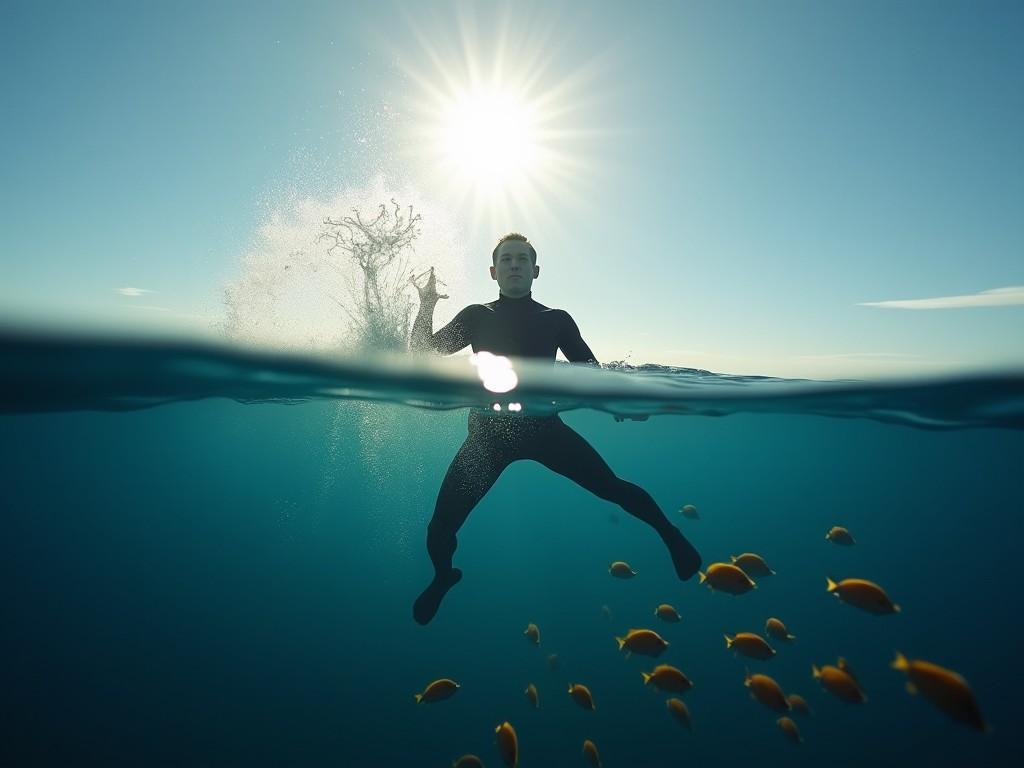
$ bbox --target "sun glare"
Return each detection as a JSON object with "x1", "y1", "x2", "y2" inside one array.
[
  {"x1": 387, "y1": 5, "x2": 611, "y2": 238},
  {"x1": 441, "y1": 87, "x2": 540, "y2": 189}
]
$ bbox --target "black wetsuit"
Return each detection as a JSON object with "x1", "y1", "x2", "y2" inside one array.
[{"x1": 413, "y1": 292, "x2": 701, "y2": 625}]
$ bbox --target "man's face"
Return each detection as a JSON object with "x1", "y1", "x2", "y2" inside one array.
[{"x1": 490, "y1": 240, "x2": 539, "y2": 298}]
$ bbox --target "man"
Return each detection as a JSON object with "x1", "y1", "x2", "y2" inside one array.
[{"x1": 408, "y1": 233, "x2": 701, "y2": 625}]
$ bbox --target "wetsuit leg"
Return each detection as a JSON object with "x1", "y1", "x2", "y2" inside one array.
[
  {"x1": 526, "y1": 418, "x2": 702, "y2": 580},
  {"x1": 414, "y1": 423, "x2": 515, "y2": 624}
]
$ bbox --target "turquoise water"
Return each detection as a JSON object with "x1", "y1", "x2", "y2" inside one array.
[{"x1": 2, "y1": 330, "x2": 1022, "y2": 766}]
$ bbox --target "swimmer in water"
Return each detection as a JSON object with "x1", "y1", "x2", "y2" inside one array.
[{"x1": 408, "y1": 233, "x2": 702, "y2": 625}]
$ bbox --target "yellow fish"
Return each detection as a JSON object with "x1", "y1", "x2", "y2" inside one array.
[
  {"x1": 525, "y1": 683, "x2": 539, "y2": 709},
  {"x1": 765, "y1": 617, "x2": 796, "y2": 642},
  {"x1": 582, "y1": 739, "x2": 602, "y2": 768},
  {"x1": 415, "y1": 678, "x2": 460, "y2": 704},
  {"x1": 655, "y1": 603, "x2": 682, "y2": 622},
  {"x1": 725, "y1": 632, "x2": 776, "y2": 660},
  {"x1": 568, "y1": 682, "x2": 596, "y2": 711},
  {"x1": 523, "y1": 622, "x2": 540, "y2": 645},
  {"x1": 699, "y1": 563, "x2": 756, "y2": 595},
  {"x1": 745, "y1": 672, "x2": 789, "y2": 712},
  {"x1": 494, "y1": 721, "x2": 518, "y2": 768},
  {"x1": 827, "y1": 577, "x2": 900, "y2": 615},
  {"x1": 825, "y1": 526, "x2": 855, "y2": 545},
  {"x1": 777, "y1": 716, "x2": 802, "y2": 744},
  {"x1": 609, "y1": 561, "x2": 637, "y2": 579},
  {"x1": 642, "y1": 664, "x2": 693, "y2": 693},
  {"x1": 615, "y1": 628, "x2": 670, "y2": 658},
  {"x1": 730, "y1": 552, "x2": 775, "y2": 577},
  {"x1": 666, "y1": 697, "x2": 692, "y2": 731},
  {"x1": 786, "y1": 693, "x2": 813, "y2": 717},
  {"x1": 812, "y1": 658, "x2": 867, "y2": 703},
  {"x1": 891, "y1": 652, "x2": 989, "y2": 732}
]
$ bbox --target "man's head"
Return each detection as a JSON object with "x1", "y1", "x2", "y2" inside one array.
[{"x1": 490, "y1": 232, "x2": 539, "y2": 298}]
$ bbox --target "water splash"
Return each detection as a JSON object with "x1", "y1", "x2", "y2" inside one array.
[{"x1": 220, "y1": 174, "x2": 468, "y2": 353}]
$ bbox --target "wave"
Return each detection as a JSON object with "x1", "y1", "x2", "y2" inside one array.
[{"x1": 2, "y1": 328, "x2": 1022, "y2": 431}]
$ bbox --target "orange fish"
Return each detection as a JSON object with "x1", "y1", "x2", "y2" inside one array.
[
  {"x1": 777, "y1": 716, "x2": 802, "y2": 744},
  {"x1": 699, "y1": 563, "x2": 756, "y2": 595},
  {"x1": 523, "y1": 622, "x2": 540, "y2": 645},
  {"x1": 415, "y1": 678, "x2": 460, "y2": 704},
  {"x1": 730, "y1": 552, "x2": 775, "y2": 577},
  {"x1": 812, "y1": 658, "x2": 867, "y2": 703},
  {"x1": 615, "y1": 628, "x2": 669, "y2": 657},
  {"x1": 525, "y1": 683, "x2": 539, "y2": 709},
  {"x1": 494, "y1": 721, "x2": 518, "y2": 768},
  {"x1": 765, "y1": 617, "x2": 796, "y2": 642},
  {"x1": 609, "y1": 561, "x2": 637, "y2": 579},
  {"x1": 666, "y1": 697, "x2": 693, "y2": 731},
  {"x1": 568, "y1": 683, "x2": 596, "y2": 711},
  {"x1": 825, "y1": 526, "x2": 855, "y2": 545},
  {"x1": 786, "y1": 693, "x2": 813, "y2": 717},
  {"x1": 725, "y1": 633, "x2": 776, "y2": 661},
  {"x1": 892, "y1": 653, "x2": 988, "y2": 732},
  {"x1": 641, "y1": 664, "x2": 693, "y2": 693},
  {"x1": 827, "y1": 577, "x2": 900, "y2": 615},
  {"x1": 655, "y1": 603, "x2": 682, "y2": 622},
  {"x1": 582, "y1": 739, "x2": 602, "y2": 768},
  {"x1": 745, "y1": 672, "x2": 789, "y2": 712}
]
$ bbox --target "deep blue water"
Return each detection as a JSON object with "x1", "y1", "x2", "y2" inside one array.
[{"x1": 2, "y1": 332, "x2": 1022, "y2": 766}]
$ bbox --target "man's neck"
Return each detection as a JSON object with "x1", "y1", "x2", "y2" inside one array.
[{"x1": 498, "y1": 290, "x2": 532, "y2": 301}]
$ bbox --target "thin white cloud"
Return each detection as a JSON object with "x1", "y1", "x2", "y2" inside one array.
[
  {"x1": 117, "y1": 287, "x2": 155, "y2": 297},
  {"x1": 860, "y1": 286, "x2": 1024, "y2": 309}
]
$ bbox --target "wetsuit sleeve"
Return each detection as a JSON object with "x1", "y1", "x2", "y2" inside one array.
[
  {"x1": 427, "y1": 305, "x2": 478, "y2": 355},
  {"x1": 558, "y1": 311, "x2": 598, "y2": 363}
]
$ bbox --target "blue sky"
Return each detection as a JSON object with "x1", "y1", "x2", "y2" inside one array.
[{"x1": 1, "y1": 0, "x2": 1021, "y2": 378}]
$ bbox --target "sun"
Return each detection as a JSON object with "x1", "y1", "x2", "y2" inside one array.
[
  {"x1": 440, "y1": 85, "x2": 541, "y2": 190},
  {"x1": 386, "y1": 5, "x2": 611, "y2": 239}
]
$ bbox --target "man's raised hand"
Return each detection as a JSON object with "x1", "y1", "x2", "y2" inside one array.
[{"x1": 410, "y1": 266, "x2": 449, "y2": 303}]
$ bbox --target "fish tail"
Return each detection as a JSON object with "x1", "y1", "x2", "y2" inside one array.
[
  {"x1": 891, "y1": 652, "x2": 909, "y2": 672},
  {"x1": 641, "y1": 672, "x2": 651, "y2": 685},
  {"x1": 811, "y1": 665, "x2": 821, "y2": 679},
  {"x1": 615, "y1": 636, "x2": 625, "y2": 650},
  {"x1": 414, "y1": 694, "x2": 423, "y2": 704},
  {"x1": 826, "y1": 577, "x2": 838, "y2": 592},
  {"x1": 724, "y1": 634, "x2": 733, "y2": 648},
  {"x1": 893, "y1": 603, "x2": 902, "y2": 613},
  {"x1": 698, "y1": 571, "x2": 707, "y2": 584}
]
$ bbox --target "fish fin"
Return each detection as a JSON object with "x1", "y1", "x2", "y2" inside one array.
[
  {"x1": 699, "y1": 571, "x2": 707, "y2": 584},
  {"x1": 826, "y1": 577, "x2": 838, "y2": 592},
  {"x1": 891, "y1": 652, "x2": 909, "y2": 672},
  {"x1": 415, "y1": 694, "x2": 423, "y2": 704},
  {"x1": 725, "y1": 634, "x2": 734, "y2": 648},
  {"x1": 905, "y1": 682, "x2": 917, "y2": 696},
  {"x1": 812, "y1": 665, "x2": 821, "y2": 679}
]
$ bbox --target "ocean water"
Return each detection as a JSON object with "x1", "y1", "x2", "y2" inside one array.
[{"x1": 2, "y1": 330, "x2": 1022, "y2": 767}]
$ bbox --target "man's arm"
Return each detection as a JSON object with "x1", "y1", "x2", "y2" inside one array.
[
  {"x1": 409, "y1": 267, "x2": 473, "y2": 355},
  {"x1": 558, "y1": 311, "x2": 598, "y2": 364},
  {"x1": 410, "y1": 298, "x2": 475, "y2": 355}
]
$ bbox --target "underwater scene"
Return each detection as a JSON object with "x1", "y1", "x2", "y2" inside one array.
[{"x1": 2, "y1": 329, "x2": 1022, "y2": 767}]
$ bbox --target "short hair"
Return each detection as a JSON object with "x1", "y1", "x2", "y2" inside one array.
[{"x1": 492, "y1": 232, "x2": 537, "y2": 265}]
